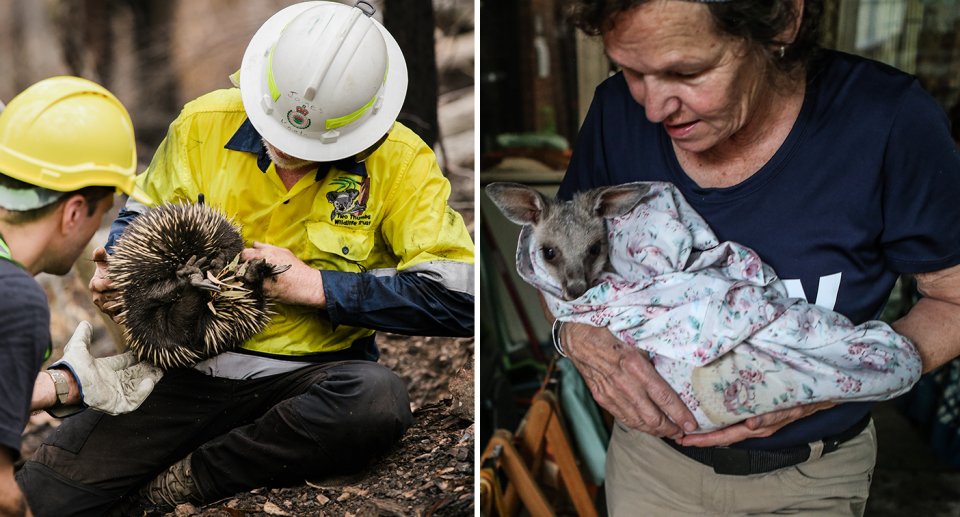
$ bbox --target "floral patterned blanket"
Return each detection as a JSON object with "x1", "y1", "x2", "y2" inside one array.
[{"x1": 517, "y1": 182, "x2": 922, "y2": 432}]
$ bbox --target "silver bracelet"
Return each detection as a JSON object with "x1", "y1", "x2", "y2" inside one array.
[{"x1": 552, "y1": 319, "x2": 568, "y2": 358}]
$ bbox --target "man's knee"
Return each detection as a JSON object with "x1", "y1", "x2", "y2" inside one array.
[
  {"x1": 346, "y1": 361, "x2": 413, "y2": 428},
  {"x1": 293, "y1": 361, "x2": 411, "y2": 461},
  {"x1": 17, "y1": 460, "x2": 117, "y2": 517},
  {"x1": 16, "y1": 410, "x2": 123, "y2": 516}
]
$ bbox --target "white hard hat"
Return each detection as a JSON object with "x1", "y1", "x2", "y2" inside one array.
[{"x1": 240, "y1": 1, "x2": 408, "y2": 162}]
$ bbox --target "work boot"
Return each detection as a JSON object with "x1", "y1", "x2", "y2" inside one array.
[{"x1": 137, "y1": 453, "x2": 204, "y2": 510}]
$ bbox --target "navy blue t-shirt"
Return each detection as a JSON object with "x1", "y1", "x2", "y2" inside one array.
[
  {"x1": 560, "y1": 50, "x2": 960, "y2": 449},
  {"x1": 0, "y1": 259, "x2": 50, "y2": 459}
]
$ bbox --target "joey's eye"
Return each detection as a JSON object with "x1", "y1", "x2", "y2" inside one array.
[
  {"x1": 542, "y1": 247, "x2": 556, "y2": 260},
  {"x1": 590, "y1": 242, "x2": 603, "y2": 255}
]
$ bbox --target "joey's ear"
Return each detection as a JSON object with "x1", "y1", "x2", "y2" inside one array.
[
  {"x1": 593, "y1": 183, "x2": 651, "y2": 218},
  {"x1": 485, "y1": 182, "x2": 550, "y2": 226}
]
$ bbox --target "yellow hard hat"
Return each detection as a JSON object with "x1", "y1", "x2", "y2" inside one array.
[{"x1": 0, "y1": 76, "x2": 153, "y2": 206}]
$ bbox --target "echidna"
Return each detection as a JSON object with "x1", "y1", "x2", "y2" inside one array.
[{"x1": 108, "y1": 203, "x2": 289, "y2": 369}]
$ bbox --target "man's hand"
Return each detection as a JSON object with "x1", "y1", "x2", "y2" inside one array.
[
  {"x1": 241, "y1": 241, "x2": 325, "y2": 308},
  {"x1": 89, "y1": 247, "x2": 122, "y2": 323},
  {"x1": 676, "y1": 401, "x2": 837, "y2": 447},
  {"x1": 55, "y1": 321, "x2": 163, "y2": 416},
  {"x1": 562, "y1": 322, "x2": 698, "y2": 439}
]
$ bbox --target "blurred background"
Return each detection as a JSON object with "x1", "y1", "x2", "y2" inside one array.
[
  {"x1": 5, "y1": 0, "x2": 476, "y2": 487},
  {"x1": 479, "y1": 0, "x2": 960, "y2": 515}
]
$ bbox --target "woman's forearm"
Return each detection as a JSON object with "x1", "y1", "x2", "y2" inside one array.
[{"x1": 892, "y1": 296, "x2": 960, "y2": 373}]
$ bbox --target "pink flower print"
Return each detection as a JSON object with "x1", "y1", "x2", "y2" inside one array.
[
  {"x1": 742, "y1": 254, "x2": 762, "y2": 279},
  {"x1": 644, "y1": 304, "x2": 664, "y2": 317},
  {"x1": 858, "y1": 348, "x2": 896, "y2": 374},
  {"x1": 723, "y1": 378, "x2": 755, "y2": 413},
  {"x1": 745, "y1": 313, "x2": 769, "y2": 336},
  {"x1": 724, "y1": 290, "x2": 740, "y2": 306},
  {"x1": 693, "y1": 347, "x2": 710, "y2": 362},
  {"x1": 645, "y1": 246, "x2": 665, "y2": 261},
  {"x1": 827, "y1": 312, "x2": 845, "y2": 327},
  {"x1": 847, "y1": 342, "x2": 870, "y2": 356},
  {"x1": 589, "y1": 307, "x2": 614, "y2": 326},
  {"x1": 680, "y1": 382, "x2": 700, "y2": 411},
  {"x1": 794, "y1": 311, "x2": 818, "y2": 341},
  {"x1": 762, "y1": 301, "x2": 789, "y2": 322},
  {"x1": 837, "y1": 375, "x2": 863, "y2": 394},
  {"x1": 664, "y1": 325, "x2": 694, "y2": 350},
  {"x1": 739, "y1": 369, "x2": 764, "y2": 384}
]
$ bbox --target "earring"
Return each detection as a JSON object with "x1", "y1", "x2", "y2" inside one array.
[{"x1": 779, "y1": 46, "x2": 786, "y2": 58}]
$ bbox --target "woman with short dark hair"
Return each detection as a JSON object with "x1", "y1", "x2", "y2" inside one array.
[{"x1": 554, "y1": 0, "x2": 960, "y2": 514}]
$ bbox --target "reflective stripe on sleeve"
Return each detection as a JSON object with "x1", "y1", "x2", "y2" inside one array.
[
  {"x1": 405, "y1": 261, "x2": 474, "y2": 296},
  {"x1": 124, "y1": 196, "x2": 152, "y2": 215}
]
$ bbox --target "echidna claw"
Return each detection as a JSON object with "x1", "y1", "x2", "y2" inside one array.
[
  {"x1": 269, "y1": 264, "x2": 292, "y2": 276},
  {"x1": 191, "y1": 280, "x2": 222, "y2": 293}
]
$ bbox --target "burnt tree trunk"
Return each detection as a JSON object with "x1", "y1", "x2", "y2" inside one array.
[
  {"x1": 85, "y1": 0, "x2": 115, "y2": 89},
  {"x1": 382, "y1": 0, "x2": 440, "y2": 150},
  {"x1": 9, "y1": 0, "x2": 28, "y2": 94},
  {"x1": 57, "y1": 0, "x2": 86, "y2": 80},
  {"x1": 125, "y1": 0, "x2": 178, "y2": 149},
  {"x1": 57, "y1": 0, "x2": 115, "y2": 88}
]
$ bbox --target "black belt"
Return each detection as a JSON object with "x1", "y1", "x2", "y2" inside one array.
[{"x1": 663, "y1": 412, "x2": 872, "y2": 476}]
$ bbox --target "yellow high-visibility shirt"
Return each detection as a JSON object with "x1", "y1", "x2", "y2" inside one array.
[{"x1": 134, "y1": 88, "x2": 474, "y2": 357}]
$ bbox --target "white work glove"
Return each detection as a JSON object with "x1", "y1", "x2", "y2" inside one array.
[{"x1": 49, "y1": 321, "x2": 163, "y2": 417}]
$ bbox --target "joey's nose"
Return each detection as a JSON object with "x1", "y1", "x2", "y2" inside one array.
[{"x1": 563, "y1": 278, "x2": 588, "y2": 300}]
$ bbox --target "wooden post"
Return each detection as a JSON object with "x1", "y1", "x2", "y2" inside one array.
[
  {"x1": 482, "y1": 429, "x2": 557, "y2": 517},
  {"x1": 486, "y1": 391, "x2": 599, "y2": 517}
]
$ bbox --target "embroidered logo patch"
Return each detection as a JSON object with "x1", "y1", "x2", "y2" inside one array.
[
  {"x1": 287, "y1": 105, "x2": 311, "y2": 129},
  {"x1": 326, "y1": 176, "x2": 371, "y2": 227}
]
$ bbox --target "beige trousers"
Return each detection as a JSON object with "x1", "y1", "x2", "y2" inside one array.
[{"x1": 605, "y1": 420, "x2": 876, "y2": 517}]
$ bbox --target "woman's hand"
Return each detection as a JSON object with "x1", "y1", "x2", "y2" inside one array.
[
  {"x1": 562, "y1": 322, "x2": 698, "y2": 439},
  {"x1": 677, "y1": 401, "x2": 837, "y2": 447},
  {"x1": 241, "y1": 241, "x2": 326, "y2": 308},
  {"x1": 89, "y1": 247, "x2": 122, "y2": 323}
]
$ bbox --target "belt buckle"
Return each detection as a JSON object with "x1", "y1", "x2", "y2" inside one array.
[{"x1": 712, "y1": 447, "x2": 751, "y2": 476}]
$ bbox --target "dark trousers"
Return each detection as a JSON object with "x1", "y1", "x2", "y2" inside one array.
[{"x1": 16, "y1": 360, "x2": 412, "y2": 517}]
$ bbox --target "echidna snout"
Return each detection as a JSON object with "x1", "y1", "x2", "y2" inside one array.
[{"x1": 108, "y1": 203, "x2": 287, "y2": 370}]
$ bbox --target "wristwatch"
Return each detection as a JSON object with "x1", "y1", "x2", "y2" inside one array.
[{"x1": 46, "y1": 369, "x2": 69, "y2": 407}]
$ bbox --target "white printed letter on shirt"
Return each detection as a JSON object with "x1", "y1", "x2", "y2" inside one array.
[{"x1": 782, "y1": 272, "x2": 842, "y2": 311}]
